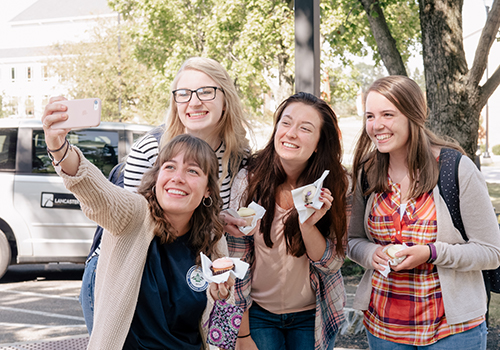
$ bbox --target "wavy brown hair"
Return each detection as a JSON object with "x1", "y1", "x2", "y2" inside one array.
[
  {"x1": 352, "y1": 75, "x2": 463, "y2": 198},
  {"x1": 243, "y1": 92, "x2": 349, "y2": 257},
  {"x1": 161, "y1": 57, "x2": 251, "y2": 186},
  {"x1": 138, "y1": 134, "x2": 224, "y2": 262}
]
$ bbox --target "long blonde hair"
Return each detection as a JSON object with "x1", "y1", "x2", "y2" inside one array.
[
  {"x1": 352, "y1": 75, "x2": 463, "y2": 198},
  {"x1": 161, "y1": 57, "x2": 250, "y2": 185}
]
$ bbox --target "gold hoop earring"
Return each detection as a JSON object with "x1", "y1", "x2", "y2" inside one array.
[
  {"x1": 203, "y1": 196, "x2": 213, "y2": 207},
  {"x1": 151, "y1": 185, "x2": 156, "y2": 194}
]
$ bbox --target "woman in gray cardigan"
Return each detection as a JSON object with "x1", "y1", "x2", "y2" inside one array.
[{"x1": 347, "y1": 75, "x2": 500, "y2": 349}]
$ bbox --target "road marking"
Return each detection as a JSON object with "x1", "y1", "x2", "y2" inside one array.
[
  {"x1": 0, "y1": 322, "x2": 86, "y2": 329},
  {"x1": 0, "y1": 307, "x2": 84, "y2": 322},
  {"x1": 0, "y1": 289, "x2": 78, "y2": 301}
]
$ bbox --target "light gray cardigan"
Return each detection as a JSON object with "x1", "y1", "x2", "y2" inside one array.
[{"x1": 347, "y1": 155, "x2": 500, "y2": 325}]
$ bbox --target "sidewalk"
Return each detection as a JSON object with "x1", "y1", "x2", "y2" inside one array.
[
  {"x1": 0, "y1": 335, "x2": 88, "y2": 349},
  {"x1": 0, "y1": 336, "x2": 360, "y2": 350}
]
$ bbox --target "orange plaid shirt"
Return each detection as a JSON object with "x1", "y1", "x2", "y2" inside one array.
[{"x1": 364, "y1": 177, "x2": 484, "y2": 345}]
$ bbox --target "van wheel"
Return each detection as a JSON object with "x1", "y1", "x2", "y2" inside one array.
[{"x1": 0, "y1": 231, "x2": 11, "y2": 279}]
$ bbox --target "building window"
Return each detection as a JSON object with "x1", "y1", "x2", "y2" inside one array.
[
  {"x1": 27, "y1": 67, "x2": 32, "y2": 81},
  {"x1": 42, "y1": 66, "x2": 49, "y2": 81},
  {"x1": 25, "y1": 96, "x2": 34, "y2": 116},
  {"x1": 11, "y1": 67, "x2": 16, "y2": 82}
]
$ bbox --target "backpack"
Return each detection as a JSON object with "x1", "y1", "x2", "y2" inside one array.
[{"x1": 361, "y1": 147, "x2": 500, "y2": 294}]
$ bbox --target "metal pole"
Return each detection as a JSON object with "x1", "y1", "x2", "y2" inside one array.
[
  {"x1": 294, "y1": 0, "x2": 320, "y2": 96},
  {"x1": 118, "y1": 12, "x2": 122, "y2": 121},
  {"x1": 483, "y1": 2, "x2": 491, "y2": 158}
]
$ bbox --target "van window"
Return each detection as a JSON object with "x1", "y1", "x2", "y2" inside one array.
[
  {"x1": 32, "y1": 129, "x2": 119, "y2": 177},
  {"x1": 0, "y1": 128, "x2": 17, "y2": 170}
]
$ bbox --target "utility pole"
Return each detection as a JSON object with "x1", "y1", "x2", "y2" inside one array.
[{"x1": 294, "y1": 0, "x2": 320, "y2": 96}]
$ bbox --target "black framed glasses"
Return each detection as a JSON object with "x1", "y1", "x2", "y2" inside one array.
[{"x1": 172, "y1": 86, "x2": 224, "y2": 103}]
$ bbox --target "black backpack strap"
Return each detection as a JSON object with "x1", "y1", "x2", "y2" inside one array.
[
  {"x1": 438, "y1": 148, "x2": 467, "y2": 241},
  {"x1": 361, "y1": 166, "x2": 370, "y2": 207}
]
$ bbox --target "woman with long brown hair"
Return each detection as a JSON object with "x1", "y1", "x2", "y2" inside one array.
[
  {"x1": 228, "y1": 92, "x2": 349, "y2": 350},
  {"x1": 348, "y1": 75, "x2": 500, "y2": 349}
]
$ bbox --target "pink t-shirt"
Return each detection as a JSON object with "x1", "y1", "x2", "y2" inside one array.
[{"x1": 251, "y1": 204, "x2": 316, "y2": 314}]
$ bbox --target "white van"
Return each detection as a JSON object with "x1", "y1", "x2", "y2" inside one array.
[{"x1": 0, "y1": 119, "x2": 153, "y2": 278}]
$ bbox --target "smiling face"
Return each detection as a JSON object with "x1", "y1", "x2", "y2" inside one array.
[
  {"x1": 365, "y1": 91, "x2": 410, "y2": 159},
  {"x1": 175, "y1": 69, "x2": 225, "y2": 137},
  {"x1": 274, "y1": 102, "x2": 322, "y2": 169},
  {"x1": 155, "y1": 151, "x2": 210, "y2": 219}
]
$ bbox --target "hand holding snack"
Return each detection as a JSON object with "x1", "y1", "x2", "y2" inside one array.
[
  {"x1": 291, "y1": 170, "x2": 329, "y2": 223},
  {"x1": 237, "y1": 207, "x2": 256, "y2": 227},
  {"x1": 200, "y1": 253, "x2": 250, "y2": 284},
  {"x1": 223, "y1": 202, "x2": 266, "y2": 235},
  {"x1": 384, "y1": 244, "x2": 407, "y2": 265},
  {"x1": 209, "y1": 276, "x2": 235, "y2": 300},
  {"x1": 220, "y1": 212, "x2": 247, "y2": 237}
]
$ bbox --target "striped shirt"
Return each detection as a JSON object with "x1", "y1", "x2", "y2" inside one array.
[
  {"x1": 124, "y1": 134, "x2": 231, "y2": 209},
  {"x1": 227, "y1": 169, "x2": 346, "y2": 350},
  {"x1": 365, "y1": 177, "x2": 484, "y2": 345}
]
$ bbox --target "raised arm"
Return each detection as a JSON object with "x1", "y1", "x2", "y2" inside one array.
[{"x1": 41, "y1": 96, "x2": 80, "y2": 175}]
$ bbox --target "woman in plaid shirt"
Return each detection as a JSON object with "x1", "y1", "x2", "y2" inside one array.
[
  {"x1": 227, "y1": 92, "x2": 349, "y2": 350},
  {"x1": 348, "y1": 76, "x2": 500, "y2": 349}
]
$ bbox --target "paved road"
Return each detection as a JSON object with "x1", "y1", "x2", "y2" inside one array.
[{"x1": 0, "y1": 264, "x2": 87, "y2": 347}]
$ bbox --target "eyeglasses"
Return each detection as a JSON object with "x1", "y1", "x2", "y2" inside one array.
[{"x1": 172, "y1": 86, "x2": 224, "y2": 103}]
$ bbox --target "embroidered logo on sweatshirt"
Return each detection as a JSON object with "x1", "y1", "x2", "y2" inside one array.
[{"x1": 187, "y1": 265, "x2": 208, "y2": 292}]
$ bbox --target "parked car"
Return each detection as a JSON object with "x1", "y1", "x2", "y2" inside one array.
[{"x1": 0, "y1": 119, "x2": 153, "y2": 278}]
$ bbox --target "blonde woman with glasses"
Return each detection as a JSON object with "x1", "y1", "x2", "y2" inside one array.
[{"x1": 81, "y1": 57, "x2": 251, "y2": 333}]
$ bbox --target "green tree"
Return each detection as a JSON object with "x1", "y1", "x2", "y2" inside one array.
[
  {"x1": 46, "y1": 18, "x2": 169, "y2": 124},
  {"x1": 324, "y1": 0, "x2": 500, "y2": 159},
  {"x1": 109, "y1": 0, "x2": 295, "y2": 116}
]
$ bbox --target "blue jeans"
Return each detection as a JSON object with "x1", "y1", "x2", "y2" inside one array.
[
  {"x1": 79, "y1": 254, "x2": 98, "y2": 334},
  {"x1": 366, "y1": 321, "x2": 487, "y2": 350},
  {"x1": 249, "y1": 302, "x2": 336, "y2": 350}
]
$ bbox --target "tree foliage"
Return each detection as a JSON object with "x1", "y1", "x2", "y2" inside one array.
[
  {"x1": 46, "y1": 18, "x2": 169, "y2": 124},
  {"x1": 321, "y1": 0, "x2": 421, "y2": 70},
  {"x1": 108, "y1": 0, "x2": 295, "y2": 115},
  {"x1": 324, "y1": 0, "x2": 500, "y2": 159}
]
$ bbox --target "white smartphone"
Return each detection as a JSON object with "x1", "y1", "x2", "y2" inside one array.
[{"x1": 51, "y1": 98, "x2": 102, "y2": 129}]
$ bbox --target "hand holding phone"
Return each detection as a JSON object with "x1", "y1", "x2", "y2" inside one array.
[{"x1": 51, "y1": 98, "x2": 101, "y2": 130}]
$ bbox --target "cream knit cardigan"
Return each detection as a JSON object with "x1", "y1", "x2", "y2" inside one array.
[
  {"x1": 348, "y1": 154, "x2": 500, "y2": 325},
  {"x1": 58, "y1": 148, "x2": 232, "y2": 350}
]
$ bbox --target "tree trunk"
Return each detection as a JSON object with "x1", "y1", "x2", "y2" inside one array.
[
  {"x1": 360, "y1": 0, "x2": 500, "y2": 159},
  {"x1": 419, "y1": 0, "x2": 480, "y2": 158},
  {"x1": 359, "y1": 0, "x2": 407, "y2": 76}
]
